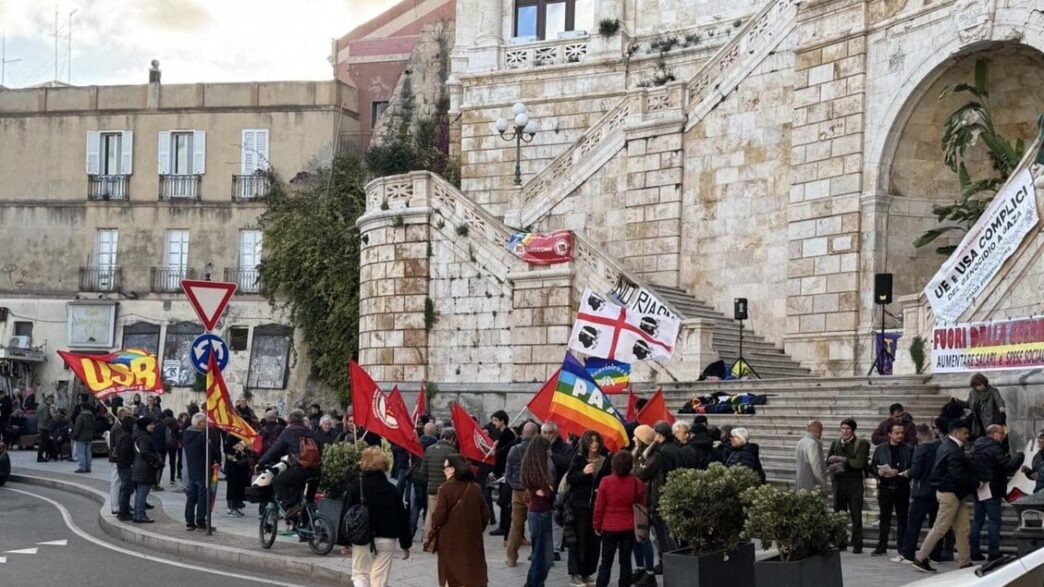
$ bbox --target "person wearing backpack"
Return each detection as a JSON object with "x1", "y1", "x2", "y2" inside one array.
[
  {"x1": 257, "y1": 409, "x2": 321, "y2": 521},
  {"x1": 343, "y1": 447, "x2": 412, "y2": 587}
]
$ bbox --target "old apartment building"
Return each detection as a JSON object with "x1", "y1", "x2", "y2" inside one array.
[{"x1": 0, "y1": 65, "x2": 358, "y2": 410}]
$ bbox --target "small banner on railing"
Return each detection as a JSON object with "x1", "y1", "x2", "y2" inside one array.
[
  {"x1": 506, "y1": 230, "x2": 573, "y2": 265},
  {"x1": 932, "y1": 316, "x2": 1044, "y2": 373}
]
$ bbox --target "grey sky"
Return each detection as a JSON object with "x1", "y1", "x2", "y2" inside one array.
[{"x1": 0, "y1": 0, "x2": 388, "y2": 87}]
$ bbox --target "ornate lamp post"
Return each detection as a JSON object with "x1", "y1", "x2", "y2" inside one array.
[{"x1": 494, "y1": 102, "x2": 540, "y2": 185}]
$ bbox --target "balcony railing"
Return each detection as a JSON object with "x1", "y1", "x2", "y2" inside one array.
[
  {"x1": 87, "y1": 175, "x2": 129, "y2": 200},
  {"x1": 79, "y1": 266, "x2": 122, "y2": 292},
  {"x1": 150, "y1": 266, "x2": 196, "y2": 293},
  {"x1": 337, "y1": 131, "x2": 372, "y2": 157},
  {"x1": 232, "y1": 174, "x2": 270, "y2": 200},
  {"x1": 225, "y1": 267, "x2": 261, "y2": 293},
  {"x1": 159, "y1": 175, "x2": 201, "y2": 200}
]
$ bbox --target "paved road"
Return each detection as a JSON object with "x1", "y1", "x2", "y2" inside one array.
[{"x1": 0, "y1": 482, "x2": 312, "y2": 587}]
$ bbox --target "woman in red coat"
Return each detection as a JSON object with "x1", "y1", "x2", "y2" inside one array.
[{"x1": 593, "y1": 450, "x2": 646, "y2": 587}]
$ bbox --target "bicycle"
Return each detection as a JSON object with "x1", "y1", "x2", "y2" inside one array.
[{"x1": 258, "y1": 495, "x2": 335, "y2": 555}]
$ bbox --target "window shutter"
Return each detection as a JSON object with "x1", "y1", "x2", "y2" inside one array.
[
  {"x1": 120, "y1": 131, "x2": 134, "y2": 175},
  {"x1": 241, "y1": 129, "x2": 255, "y2": 175},
  {"x1": 157, "y1": 131, "x2": 171, "y2": 175},
  {"x1": 255, "y1": 129, "x2": 269, "y2": 171},
  {"x1": 192, "y1": 130, "x2": 206, "y2": 174},
  {"x1": 86, "y1": 131, "x2": 101, "y2": 175}
]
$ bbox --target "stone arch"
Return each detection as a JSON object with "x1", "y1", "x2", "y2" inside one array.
[{"x1": 867, "y1": 14, "x2": 1044, "y2": 299}]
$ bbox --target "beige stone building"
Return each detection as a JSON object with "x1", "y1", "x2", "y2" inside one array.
[
  {"x1": 357, "y1": 0, "x2": 1044, "y2": 388},
  {"x1": 0, "y1": 64, "x2": 358, "y2": 412}
]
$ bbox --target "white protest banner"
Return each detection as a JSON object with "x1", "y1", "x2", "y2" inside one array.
[
  {"x1": 924, "y1": 168, "x2": 1038, "y2": 322},
  {"x1": 932, "y1": 316, "x2": 1044, "y2": 373},
  {"x1": 568, "y1": 288, "x2": 680, "y2": 362}
]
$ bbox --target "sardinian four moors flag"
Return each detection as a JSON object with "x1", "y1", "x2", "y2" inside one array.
[
  {"x1": 205, "y1": 353, "x2": 262, "y2": 452},
  {"x1": 568, "y1": 288, "x2": 680, "y2": 362},
  {"x1": 348, "y1": 361, "x2": 424, "y2": 457}
]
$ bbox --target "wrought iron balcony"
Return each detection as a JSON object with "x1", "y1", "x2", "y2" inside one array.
[
  {"x1": 159, "y1": 175, "x2": 201, "y2": 200},
  {"x1": 79, "y1": 266, "x2": 122, "y2": 292},
  {"x1": 337, "y1": 131, "x2": 372, "y2": 157},
  {"x1": 225, "y1": 267, "x2": 261, "y2": 293},
  {"x1": 232, "y1": 174, "x2": 270, "y2": 200},
  {"x1": 87, "y1": 175, "x2": 129, "y2": 200},
  {"x1": 150, "y1": 266, "x2": 196, "y2": 293}
]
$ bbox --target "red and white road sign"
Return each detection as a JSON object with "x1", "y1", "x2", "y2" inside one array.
[{"x1": 181, "y1": 280, "x2": 237, "y2": 331}]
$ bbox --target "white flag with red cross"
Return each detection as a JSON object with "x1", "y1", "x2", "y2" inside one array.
[{"x1": 568, "y1": 288, "x2": 679, "y2": 362}]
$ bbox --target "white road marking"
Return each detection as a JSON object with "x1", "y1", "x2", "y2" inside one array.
[
  {"x1": 37, "y1": 540, "x2": 68, "y2": 546},
  {"x1": 0, "y1": 556, "x2": 7, "y2": 564},
  {"x1": 2, "y1": 487, "x2": 305, "y2": 587},
  {"x1": 5, "y1": 548, "x2": 38, "y2": 554}
]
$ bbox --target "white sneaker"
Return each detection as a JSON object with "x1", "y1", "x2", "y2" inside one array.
[
  {"x1": 891, "y1": 555, "x2": 911, "y2": 564},
  {"x1": 570, "y1": 576, "x2": 586, "y2": 587}
]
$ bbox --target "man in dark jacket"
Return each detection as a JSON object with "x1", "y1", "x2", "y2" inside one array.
[
  {"x1": 131, "y1": 417, "x2": 162, "y2": 523},
  {"x1": 490, "y1": 410, "x2": 516, "y2": 536},
  {"x1": 969, "y1": 424, "x2": 1023, "y2": 561},
  {"x1": 503, "y1": 422, "x2": 538, "y2": 566},
  {"x1": 107, "y1": 408, "x2": 129, "y2": 515},
  {"x1": 114, "y1": 415, "x2": 136, "y2": 521},
  {"x1": 259, "y1": 410, "x2": 285, "y2": 454},
  {"x1": 72, "y1": 396, "x2": 96, "y2": 473},
  {"x1": 913, "y1": 419, "x2": 978, "y2": 573},
  {"x1": 662, "y1": 421, "x2": 698, "y2": 473},
  {"x1": 257, "y1": 409, "x2": 320, "y2": 520},
  {"x1": 900, "y1": 424, "x2": 943, "y2": 562},
  {"x1": 871, "y1": 403, "x2": 919, "y2": 448},
  {"x1": 684, "y1": 423, "x2": 722, "y2": 470},
  {"x1": 827, "y1": 418, "x2": 870, "y2": 553},
  {"x1": 724, "y1": 427, "x2": 766, "y2": 483},
  {"x1": 182, "y1": 413, "x2": 220, "y2": 531},
  {"x1": 414, "y1": 427, "x2": 458, "y2": 542},
  {"x1": 870, "y1": 422, "x2": 913, "y2": 556}
]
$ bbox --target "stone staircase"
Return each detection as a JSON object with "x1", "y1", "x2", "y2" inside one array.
[
  {"x1": 649, "y1": 284, "x2": 812, "y2": 378},
  {"x1": 657, "y1": 377, "x2": 1020, "y2": 549}
]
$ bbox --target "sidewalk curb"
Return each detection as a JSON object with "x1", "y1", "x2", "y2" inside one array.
[{"x1": 10, "y1": 472, "x2": 346, "y2": 584}]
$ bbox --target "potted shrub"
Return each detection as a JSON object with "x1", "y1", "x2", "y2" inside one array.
[
  {"x1": 317, "y1": 440, "x2": 367, "y2": 544},
  {"x1": 659, "y1": 463, "x2": 761, "y2": 587},
  {"x1": 742, "y1": 485, "x2": 849, "y2": 587}
]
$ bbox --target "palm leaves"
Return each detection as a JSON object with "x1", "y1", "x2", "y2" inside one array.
[{"x1": 916, "y1": 59, "x2": 1027, "y2": 255}]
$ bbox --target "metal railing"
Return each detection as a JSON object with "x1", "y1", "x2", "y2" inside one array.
[
  {"x1": 159, "y1": 175, "x2": 201, "y2": 200},
  {"x1": 87, "y1": 175, "x2": 129, "y2": 200},
  {"x1": 232, "y1": 174, "x2": 270, "y2": 200},
  {"x1": 337, "y1": 131, "x2": 372, "y2": 157},
  {"x1": 225, "y1": 267, "x2": 261, "y2": 293},
  {"x1": 79, "y1": 266, "x2": 122, "y2": 292},
  {"x1": 150, "y1": 266, "x2": 195, "y2": 293}
]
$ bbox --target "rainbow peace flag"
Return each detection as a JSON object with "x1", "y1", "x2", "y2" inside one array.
[
  {"x1": 585, "y1": 357, "x2": 630, "y2": 394},
  {"x1": 548, "y1": 353, "x2": 629, "y2": 451}
]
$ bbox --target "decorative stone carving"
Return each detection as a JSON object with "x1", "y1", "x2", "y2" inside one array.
[{"x1": 952, "y1": 0, "x2": 996, "y2": 43}]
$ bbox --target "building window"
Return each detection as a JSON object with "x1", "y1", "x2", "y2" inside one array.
[
  {"x1": 247, "y1": 324, "x2": 292, "y2": 389},
  {"x1": 13, "y1": 321, "x2": 33, "y2": 337},
  {"x1": 371, "y1": 101, "x2": 390, "y2": 128},
  {"x1": 173, "y1": 132, "x2": 192, "y2": 175},
  {"x1": 86, "y1": 130, "x2": 133, "y2": 176},
  {"x1": 122, "y1": 322, "x2": 161, "y2": 355},
  {"x1": 94, "y1": 229, "x2": 119, "y2": 269},
  {"x1": 102, "y1": 133, "x2": 122, "y2": 175},
  {"x1": 162, "y1": 321, "x2": 203, "y2": 387},
  {"x1": 166, "y1": 230, "x2": 190, "y2": 271},
  {"x1": 514, "y1": 0, "x2": 591, "y2": 40},
  {"x1": 158, "y1": 130, "x2": 206, "y2": 175},
  {"x1": 228, "y1": 326, "x2": 249, "y2": 352}
]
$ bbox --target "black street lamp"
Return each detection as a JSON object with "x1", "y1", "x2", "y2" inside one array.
[{"x1": 494, "y1": 102, "x2": 540, "y2": 185}]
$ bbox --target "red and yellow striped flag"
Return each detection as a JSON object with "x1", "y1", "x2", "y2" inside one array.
[{"x1": 205, "y1": 352, "x2": 261, "y2": 452}]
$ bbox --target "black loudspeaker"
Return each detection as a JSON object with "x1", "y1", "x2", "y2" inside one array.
[
  {"x1": 874, "y1": 273, "x2": 893, "y2": 305},
  {"x1": 734, "y1": 298, "x2": 748, "y2": 321}
]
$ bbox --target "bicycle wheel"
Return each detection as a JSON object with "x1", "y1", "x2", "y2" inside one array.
[
  {"x1": 309, "y1": 514, "x2": 335, "y2": 556},
  {"x1": 259, "y1": 506, "x2": 278, "y2": 549}
]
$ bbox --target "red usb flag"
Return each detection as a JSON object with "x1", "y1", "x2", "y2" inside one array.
[
  {"x1": 635, "y1": 387, "x2": 675, "y2": 426},
  {"x1": 412, "y1": 383, "x2": 428, "y2": 426},
  {"x1": 348, "y1": 362, "x2": 424, "y2": 457},
  {"x1": 450, "y1": 402, "x2": 496, "y2": 465},
  {"x1": 386, "y1": 387, "x2": 425, "y2": 457}
]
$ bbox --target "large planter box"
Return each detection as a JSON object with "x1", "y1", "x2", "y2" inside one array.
[
  {"x1": 754, "y1": 552, "x2": 843, "y2": 587},
  {"x1": 663, "y1": 542, "x2": 756, "y2": 587},
  {"x1": 317, "y1": 497, "x2": 346, "y2": 545}
]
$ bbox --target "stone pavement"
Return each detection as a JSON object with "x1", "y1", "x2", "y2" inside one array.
[{"x1": 8, "y1": 450, "x2": 963, "y2": 586}]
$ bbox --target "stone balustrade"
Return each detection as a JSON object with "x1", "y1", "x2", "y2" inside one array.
[{"x1": 502, "y1": 36, "x2": 591, "y2": 69}]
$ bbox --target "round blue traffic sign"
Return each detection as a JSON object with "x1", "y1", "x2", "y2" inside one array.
[{"x1": 191, "y1": 333, "x2": 230, "y2": 374}]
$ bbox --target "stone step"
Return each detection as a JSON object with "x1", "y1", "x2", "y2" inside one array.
[{"x1": 655, "y1": 375, "x2": 933, "y2": 393}]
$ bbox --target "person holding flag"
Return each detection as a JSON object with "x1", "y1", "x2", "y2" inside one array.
[{"x1": 183, "y1": 412, "x2": 220, "y2": 531}]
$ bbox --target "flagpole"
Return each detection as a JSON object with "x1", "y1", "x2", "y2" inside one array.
[{"x1": 205, "y1": 395, "x2": 212, "y2": 536}]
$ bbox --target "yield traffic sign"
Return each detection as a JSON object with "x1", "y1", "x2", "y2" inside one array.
[{"x1": 182, "y1": 279, "x2": 237, "y2": 331}]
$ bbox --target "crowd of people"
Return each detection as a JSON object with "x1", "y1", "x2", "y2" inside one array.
[
  {"x1": 8, "y1": 371, "x2": 1044, "y2": 587},
  {"x1": 794, "y1": 374, "x2": 1044, "y2": 576}
]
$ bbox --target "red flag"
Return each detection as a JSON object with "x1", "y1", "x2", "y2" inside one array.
[
  {"x1": 387, "y1": 387, "x2": 425, "y2": 457},
  {"x1": 625, "y1": 387, "x2": 639, "y2": 422},
  {"x1": 412, "y1": 382, "x2": 428, "y2": 426},
  {"x1": 349, "y1": 362, "x2": 423, "y2": 457},
  {"x1": 450, "y1": 403, "x2": 495, "y2": 465},
  {"x1": 636, "y1": 388, "x2": 675, "y2": 426},
  {"x1": 527, "y1": 369, "x2": 560, "y2": 421}
]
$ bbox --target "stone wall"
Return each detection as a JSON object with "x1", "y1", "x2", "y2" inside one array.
[
  {"x1": 680, "y1": 40, "x2": 796, "y2": 346},
  {"x1": 624, "y1": 0, "x2": 762, "y2": 37}
]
